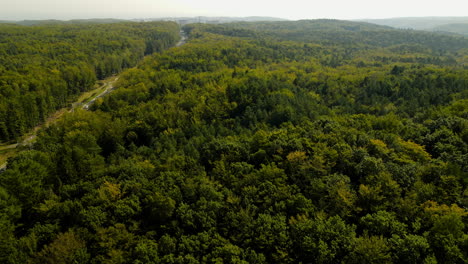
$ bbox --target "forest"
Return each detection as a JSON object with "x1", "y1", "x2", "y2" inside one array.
[
  {"x1": 0, "y1": 21, "x2": 179, "y2": 142},
  {"x1": 360, "y1": 17, "x2": 468, "y2": 36},
  {"x1": 0, "y1": 19, "x2": 467, "y2": 263}
]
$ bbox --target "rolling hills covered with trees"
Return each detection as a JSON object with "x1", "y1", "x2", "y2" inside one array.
[
  {"x1": 0, "y1": 20, "x2": 467, "y2": 263},
  {"x1": 0, "y1": 21, "x2": 179, "y2": 142},
  {"x1": 433, "y1": 23, "x2": 468, "y2": 36},
  {"x1": 360, "y1": 17, "x2": 468, "y2": 36}
]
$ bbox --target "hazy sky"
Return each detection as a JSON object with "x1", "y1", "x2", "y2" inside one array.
[{"x1": 1, "y1": 0, "x2": 467, "y2": 20}]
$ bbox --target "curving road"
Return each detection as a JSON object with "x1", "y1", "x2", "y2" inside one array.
[
  {"x1": 0, "y1": 30, "x2": 188, "y2": 171},
  {"x1": 0, "y1": 76, "x2": 119, "y2": 170},
  {"x1": 176, "y1": 29, "x2": 188, "y2": 47},
  {"x1": 82, "y1": 77, "x2": 119, "y2": 110}
]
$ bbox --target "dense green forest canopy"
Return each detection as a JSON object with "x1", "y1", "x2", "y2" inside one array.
[
  {"x1": 0, "y1": 21, "x2": 179, "y2": 142},
  {"x1": 194, "y1": 20, "x2": 468, "y2": 54},
  {"x1": 0, "y1": 19, "x2": 467, "y2": 263}
]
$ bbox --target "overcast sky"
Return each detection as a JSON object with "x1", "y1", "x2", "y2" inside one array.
[{"x1": 1, "y1": 0, "x2": 467, "y2": 20}]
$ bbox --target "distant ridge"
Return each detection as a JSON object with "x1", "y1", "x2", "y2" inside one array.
[
  {"x1": 0, "y1": 18, "x2": 128, "y2": 26},
  {"x1": 358, "y1": 17, "x2": 468, "y2": 30},
  {"x1": 0, "y1": 16, "x2": 287, "y2": 26},
  {"x1": 139, "y1": 16, "x2": 288, "y2": 24},
  {"x1": 433, "y1": 23, "x2": 468, "y2": 36},
  {"x1": 356, "y1": 16, "x2": 468, "y2": 37}
]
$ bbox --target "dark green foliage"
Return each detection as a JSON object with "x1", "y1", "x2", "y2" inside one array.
[
  {"x1": 0, "y1": 19, "x2": 467, "y2": 263},
  {"x1": 0, "y1": 21, "x2": 179, "y2": 142}
]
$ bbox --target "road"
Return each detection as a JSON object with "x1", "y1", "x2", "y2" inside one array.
[
  {"x1": 176, "y1": 29, "x2": 188, "y2": 47},
  {"x1": 0, "y1": 76, "x2": 119, "y2": 170},
  {"x1": 9, "y1": 76, "x2": 117, "y2": 137},
  {"x1": 82, "y1": 77, "x2": 119, "y2": 110},
  {"x1": 0, "y1": 30, "x2": 188, "y2": 171}
]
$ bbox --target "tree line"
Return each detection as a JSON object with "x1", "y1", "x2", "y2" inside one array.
[
  {"x1": 0, "y1": 20, "x2": 467, "y2": 263},
  {"x1": 0, "y1": 21, "x2": 180, "y2": 142}
]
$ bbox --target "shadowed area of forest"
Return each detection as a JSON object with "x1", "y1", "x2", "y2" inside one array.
[{"x1": 0, "y1": 20, "x2": 467, "y2": 263}]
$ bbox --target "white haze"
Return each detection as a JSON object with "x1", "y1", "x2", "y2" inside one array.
[{"x1": 1, "y1": 0, "x2": 467, "y2": 21}]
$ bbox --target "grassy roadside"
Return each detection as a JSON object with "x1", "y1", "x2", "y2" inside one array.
[
  {"x1": 0, "y1": 148, "x2": 18, "y2": 169},
  {"x1": 75, "y1": 75, "x2": 117, "y2": 106},
  {"x1": 0, "y1": 28, "x2": 185, "y2": 169},
  {"x1": 0, "y1": 75, "x2": 118, "y2": 169}
]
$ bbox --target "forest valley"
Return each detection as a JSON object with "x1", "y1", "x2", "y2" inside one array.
[{"x1": 0, "y1": 19, "x2": 467, "y2": 263}]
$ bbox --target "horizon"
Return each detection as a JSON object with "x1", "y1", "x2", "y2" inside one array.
[
  {"x1": 2, "y1": 15, "x2": 468, "y2": 23},
  {"x1": 2, "y1": 0, "x2": 467, "y2": 21}
]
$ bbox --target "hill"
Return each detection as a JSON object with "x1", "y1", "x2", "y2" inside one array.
[
  {"x1": 0, "y1": 19, "x2": 467, "y2": 263},
  {"x1": 139, "y1": 16, "x2": 288, "y2": 24},
  {"x1": 0, "y1": 17, "x2": 288, "y2": 26},
  {"x1": 0, "y1": 22, "x2": 180, "y2": 142},
  {"x1": 433, "y1": 23, "x2": 468, "y2": 36},
  {"x1": 0, "y1": 18, "x2": 129, "y2": 26},
  {"x1": 359, "y1": 16, "x2": 468, "y2": 30},
  {"x1": 195, "y1": 19, "x2": 468, "y2": 55},
  {"x1": 359, "y1": 17, "x2": 468, "y2": 36}
]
